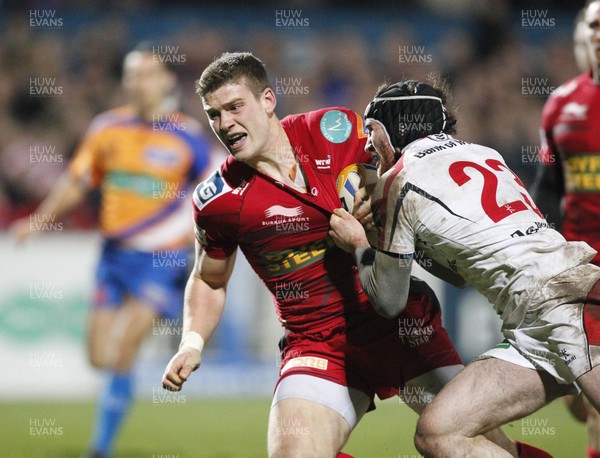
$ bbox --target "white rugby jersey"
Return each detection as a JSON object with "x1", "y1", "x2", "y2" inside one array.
[{"x1": 372, "y1": 134, "x2": 596, "y2": 327}]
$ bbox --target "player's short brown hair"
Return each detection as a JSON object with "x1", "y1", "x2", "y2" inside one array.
[{"x1": 196, "y1": 52, "x2": 270, "y2": 99}]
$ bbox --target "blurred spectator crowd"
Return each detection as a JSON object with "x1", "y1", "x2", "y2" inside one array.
[{"x1": 0, "y1": 1, "x2": 581, "y2": 228}]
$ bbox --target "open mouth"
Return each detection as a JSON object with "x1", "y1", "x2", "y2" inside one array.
[{"x1": 227, "y1": 132, "x2": 247, "y2": 150}]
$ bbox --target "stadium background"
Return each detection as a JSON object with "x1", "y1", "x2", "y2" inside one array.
[{"x1": 0, "y1": 0, "x2": 589, "y2": 456}]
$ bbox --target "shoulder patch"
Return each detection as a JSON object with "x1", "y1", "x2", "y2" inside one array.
[
  {"x1": 320, "y1": 109, "x2": 352, "y2": 144},
  {"x1": 193, "y1": 169, "x2": 231, "y2": 211}
]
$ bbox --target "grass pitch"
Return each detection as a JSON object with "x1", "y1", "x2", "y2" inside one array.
[{"x1": 0, "y1": 397, "x2": 587, "y2": 457}]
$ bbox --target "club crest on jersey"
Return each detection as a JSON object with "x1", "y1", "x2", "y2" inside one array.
[{"x1": 320, "y1": 110, "x2": 352, "y2": 144}]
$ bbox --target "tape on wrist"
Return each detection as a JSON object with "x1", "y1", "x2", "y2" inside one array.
[{"x1": 179, "y1": 331, "x2": 205, "y2": 354}]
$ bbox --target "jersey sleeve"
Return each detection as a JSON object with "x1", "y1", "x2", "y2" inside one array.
[
  {"x1": 191, "y1": 170, "x2": 238, "y2": 259},
  {"x1": 68, "y1": 118, "x2": 106, "y2": 188},
  {"x1": 538, "y1": 76, "x2": 581, "y2": 168},
  {"x1": 311, "y1": 107, "x2": 371, "y2": 170}
]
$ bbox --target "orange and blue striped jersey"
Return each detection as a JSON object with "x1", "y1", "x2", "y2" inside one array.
[{"x1": 69, "y1": 106, "x2": 210, "y2": 250}]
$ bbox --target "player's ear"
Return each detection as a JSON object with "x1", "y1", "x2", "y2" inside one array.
[{"x1": 261, "y1": 87, "x2": 277, "y2": 114}]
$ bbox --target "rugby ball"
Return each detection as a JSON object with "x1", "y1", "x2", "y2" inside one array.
[{"x1": 336, "y1": 163, "x2": 379, "y2": 213}]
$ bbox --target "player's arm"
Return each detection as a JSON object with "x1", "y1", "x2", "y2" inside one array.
[
  {"x1": 9, "y1": 171, "x2": 88, "y2": 243},
  {"x1": 162, "y1": 240, "x2": 236, "y2": 391},
  {"x1": 530, "y1": 108, "x2": 564, "y2": 229},
  {"x1": 530, "y1": 160, "x2": 564, "y2": 230},
  {"x1": 329, "y1": 208, "x2": 411, "y2": 318}
]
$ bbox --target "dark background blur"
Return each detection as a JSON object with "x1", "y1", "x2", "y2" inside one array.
[{"x1": 0, "y1": 0, "x2": 582, "y2": 228}]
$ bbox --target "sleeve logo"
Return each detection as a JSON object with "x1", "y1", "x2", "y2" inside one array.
[
  {"x1": 193, "y1": 169, "x2": 228, "y2": 210},
  {"x1": 319, "y1": 110, "x2": 352, "y2": 144}
]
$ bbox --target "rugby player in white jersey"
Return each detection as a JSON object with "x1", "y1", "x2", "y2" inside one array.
[{"x1": 329, "y1": 78, "x2": 600, "y2": 457}]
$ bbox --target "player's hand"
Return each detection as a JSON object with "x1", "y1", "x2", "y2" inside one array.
[
  {"x1": 329, "y1": 208, "x2": 370, "y2": 253},
  {"x1": 352, "y1": 188, "x2": 374, "y2": 228},
  {"x1": 9, "y1": 217, "x2": 35, "y2": 244},
  {"x1": 162, "y1": 348, "x2": 201, "y2": 392}
]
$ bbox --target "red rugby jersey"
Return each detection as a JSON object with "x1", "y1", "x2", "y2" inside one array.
[
  {"x1": 192, "y1": 107, "x2": 375, "y2": 336},
  {"x1": 540, "y1": 71, "x2": 600, "y2": 263}
]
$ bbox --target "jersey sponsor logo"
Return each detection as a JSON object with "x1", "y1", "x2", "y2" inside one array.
[
  {"x1": 314, "y1": 155, "x2": 331, "y2": 170},
  {"x1": 260, "y1": 237, "x2": 334, "y2": 276},
  {"x1": 319, "y1": 110, "x2": 352, "y2": 144},
  {"x1": 144, "y1": 147, "x2": 182, "y2": 167},
  {"x1": 510, "y1": 221, "x2": 552, "y2": 238},
  {"x1": 262, "y1": 205, "x2": 310, "y2": 233},
  {"x1": 193, "y1": 170, "x2": 229, "y2": 210},
  {"x1": 565, "y1": 154, "x2": 600, "y2": 192},
  {"x1": 265, "y1": 205, "x2": 304, "y2": 218},
  {"x1": 413, "y1": 138, "x2": 470, "y2": 159},
  {"x1": 280, "y1": 356, "x2": 328, "y2": 374}
]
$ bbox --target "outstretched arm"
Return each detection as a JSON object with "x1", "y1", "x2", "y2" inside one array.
[
  {"x1": 10, "y1": 172, "x2": 87, "y2": 243},
  {"x1": 162, "y1": 241, "x2": 237, "y2": 391},
  {"x1": 354, "y1": 246, "x2": 412, "y2": 318}
]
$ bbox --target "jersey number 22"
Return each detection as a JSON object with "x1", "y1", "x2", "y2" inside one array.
[{"x1": 449, "y1": 158, "x2": 542, "y2": 223}]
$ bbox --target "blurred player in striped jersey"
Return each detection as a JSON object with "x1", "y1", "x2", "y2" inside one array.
[
  {"x1": 532, "y1": 3, "x2": 600, "y2": 457},
  {"x1": 11, "y1": 43, "x2": 212, "y2": 457}
]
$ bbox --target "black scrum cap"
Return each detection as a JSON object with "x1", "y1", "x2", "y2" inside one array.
[{"x1": 364, "y1": 81, "x2": 447, "y2": 155}]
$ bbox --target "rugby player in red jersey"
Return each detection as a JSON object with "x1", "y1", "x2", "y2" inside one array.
[
  {"x1": 534, "y1": 1, "x2": 600, "y2": 265},
  {"x1": 162, "y1": 52, "x2": 543, "y2": 457},
  {"x1": 532, "y1": 2, "x2": 600, "y2": 457}
]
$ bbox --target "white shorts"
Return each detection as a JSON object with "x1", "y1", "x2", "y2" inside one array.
[
  {"x1": 479, "y1": 341, "x2": 580, "y2": 395},
  {"x1": 271, "y1": 365, "x2": 464, "y2": 429},
  {"x1": 271, "y1": 374, "x2": 370, "y2": 430},
  {"x1": 501, "y1": 264, "x2": 600, "y2": 385}
]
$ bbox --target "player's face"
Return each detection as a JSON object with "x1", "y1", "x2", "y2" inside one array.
[
  {"x1": 585, "y1": 2, "x2": 600, "y2": 67},
  {"x1": 123, "y1": 52, "x2": 176, "y2": 112},
  {"x1": 365, "y1": 119, "x2": 396, "y2": 176},
  {"x1": 203, "y1": 80, "x2": 276, "y2": 163}
]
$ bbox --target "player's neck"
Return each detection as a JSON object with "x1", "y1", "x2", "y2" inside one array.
[
  {"x1": 254, "y1": 123, "x2": 306, "y2": 191},
  {"x1": 135, "y1": 98, "x2": 178, "y2": 122}
]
